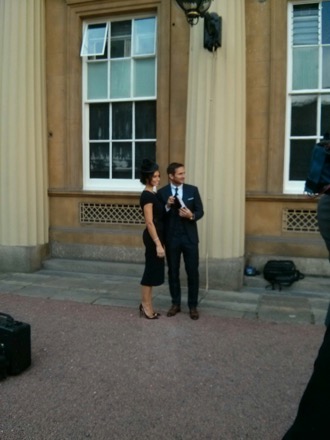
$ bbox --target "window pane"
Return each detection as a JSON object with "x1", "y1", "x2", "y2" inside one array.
[
  {"x1": 133, "y1": 18, "x2": 156, "y2": 55},
  {"x1": 322, "y1": 1, "x2": 330, "y2": 44},
  {"x1": 135, "y1": 101, "x2": 156, "y2": 139},
  {"x1": 289, "y1": 139, "x2": 316, "y2": 180},
  {"x1": 321, "y1": 95, "x2": 330, "y2": 136},
  {"x1": 111, "y1": 21, "x2": 131, "y2": 58},
  {"x1": 291, "y1": 95, "x2": 317, "y2": 136},
  {"x1": 293, "y1": 4, "x2": 319, "y2": 45},
  {"x1": 323, "y1": 46, "x2": 330, "y2": 89},
  {"x1": 88, "y1": 62, "x2": 108, "y2": 99},
  {"x1": 110, "y1": 60, "x2": 131, "y2": 98},
  {"x1": 135, "y1": 142, "x2": 156, "y2": 180},
  {"x1": 90, "y1": 143, "x2": 110, "y2": 179},
  {"x1": 112, "y1": 103, "x2": 132, "y2": 139},
  {"x1": 89, "y1": 42, "x2": 108, "y2": 61},
  {"x1": 292, "y1": 47, "x2": 318, "y2": 90},
  {"x1": 134, "y1": 59, "x2": 155, "y2": 97},
  {"x1": 112, "y1": 142, "x2": 132, "y2": 178},
  {"x1": 81, "y1": 23, "x2": 108, "y2": 57},
  {"x1": 90, "y1": 104, "x2": 109, "y2": 140}
]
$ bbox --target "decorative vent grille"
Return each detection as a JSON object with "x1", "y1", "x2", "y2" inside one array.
[
  {"x1": 282, "y1": 208, "x2": 319, "y2": 233},
  {"x1": 80, "y1": 203, "x2": 144, "y2": 225}
]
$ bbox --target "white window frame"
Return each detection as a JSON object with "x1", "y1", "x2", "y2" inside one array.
[
  {"x1": 81, "y1": 15, "x2": 157, "y2": 192},
  {"x1": 284, "y1": 0, "x2": 329, "y2": 194},
  {"x1": 80, "y1": 23, "x2": 109, "y2": 57}
]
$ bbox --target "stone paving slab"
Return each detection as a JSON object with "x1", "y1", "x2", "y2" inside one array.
[
  {"x1": 0, "y1": 285, "x2": 60, "y2": 299},
  {"x1": 196, "y1": 306, "x2": 254, "y2": 320},
  {"x1": 204, "y1": 289, "x2": 260, "y2": 302},
  {"x1": 200, "y1": 298, "x2": 258, "y2": 313},
  {"x1": 52, "y1": 290, "x2": 102, "y2": 303},
  {"x1": 312, "y1": 310, "x2": 328, "y2": 325},
  {"x1": 258, "y1": 295, "x2": 312, "y2": 324},
  {"x1": 259, "y1": 294, "x2": 310, "y2": 307},
  {"x1": 309, "y1": 298, "x2": 329, "y2": 325},
  {"x1": 0, "y1": 281, "x2": 28, "y2": 293},
  {"x1": 93, "y1": 297, "x2": 138, "y2": 307}
]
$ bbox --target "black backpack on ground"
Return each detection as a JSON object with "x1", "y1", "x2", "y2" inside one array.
[{"x1": 263, "y1": 260, "x2": 305, "y2": 291}]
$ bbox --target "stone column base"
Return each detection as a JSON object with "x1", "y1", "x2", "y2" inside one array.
[
  {"x1": 50, "y1": 242, "x2": 144, "y2": 264},
  {"x1": 0, "y1": 244, "x2": 49, "y2": 273},
  {"x1": 199, "y1": 257, "x2": 245, "y2": 291}
]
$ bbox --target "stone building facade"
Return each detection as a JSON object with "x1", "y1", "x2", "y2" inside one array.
[{"x1": 0, "y1": 0, "x2": 328, "y2": 288}]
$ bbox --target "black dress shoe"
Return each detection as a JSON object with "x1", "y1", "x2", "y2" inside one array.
[
  {"x1": 167, "y1": 304, "x2": 181, "y2": 317},
  {"x1": 189, "y1": 308, "x2": 199, "y2": 320}
]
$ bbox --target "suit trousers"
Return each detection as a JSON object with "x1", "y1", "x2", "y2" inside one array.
[{"x1": 165, "y1": 231, "x2": 199, "y2": 309}]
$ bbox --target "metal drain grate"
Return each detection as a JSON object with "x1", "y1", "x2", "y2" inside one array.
[
  {"x1": 80, "y1": 203, "x2": 144, "y2": 225},
  {"x1": 282, "y1": 208, "x2": 318, "y2": 233}
]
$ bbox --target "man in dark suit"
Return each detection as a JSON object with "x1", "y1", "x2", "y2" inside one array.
[{"x1": 157, "y1": 162, "x2": 204, "y2": 320}]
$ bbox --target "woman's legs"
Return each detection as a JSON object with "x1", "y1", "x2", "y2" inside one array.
[{"x1": 141, "y1": 285, "x2": 155, "y2": 316}]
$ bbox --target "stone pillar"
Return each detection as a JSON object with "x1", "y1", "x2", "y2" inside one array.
[
  {"x1": 0, "y1": 0, "x2": 48, "y2": 272},
  {"x1": 185, "y1": 0, "x2": 246, "y2": 289}
]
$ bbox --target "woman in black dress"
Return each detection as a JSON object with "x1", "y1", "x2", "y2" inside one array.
[{"x1": 139, "y1": 159, "x2": 165, "y2": 319}]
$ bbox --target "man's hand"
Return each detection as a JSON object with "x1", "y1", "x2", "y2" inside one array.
[
  {"x1": 179, "y1": 207, "x2": 193, "y2": 219},
  {"x1": 166, "y1": 196, "x2": 175, "y2": 209}
]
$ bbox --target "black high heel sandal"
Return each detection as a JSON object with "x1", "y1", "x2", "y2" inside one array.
[{"x1": 139, "y1": 304, "x2": 159, "y2": 319}]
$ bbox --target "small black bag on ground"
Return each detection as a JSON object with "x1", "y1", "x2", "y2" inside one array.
[
  {"x1": 0, "y1": 312, "x2": 31, "y2": 375},
  {"x1": 263, "y1": 260, "x2": 305, "y2": 291}
]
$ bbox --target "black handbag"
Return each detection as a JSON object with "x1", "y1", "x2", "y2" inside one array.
[{"x1": 263, "y1": 260, "x2": 304, "y2": 291}]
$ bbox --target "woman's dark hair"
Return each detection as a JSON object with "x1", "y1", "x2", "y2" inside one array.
[{"x1": 140, "y1": 159, "x2": 159, "y2": 184}]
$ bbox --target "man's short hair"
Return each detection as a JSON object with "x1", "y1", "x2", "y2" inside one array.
[{"x1": 167, "y1": 162, "x2": 184, "y2": 176}]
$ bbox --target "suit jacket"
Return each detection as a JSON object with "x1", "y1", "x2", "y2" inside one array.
[{"x1": 157, "y1": 183, "x2": 204, "y2": 245}]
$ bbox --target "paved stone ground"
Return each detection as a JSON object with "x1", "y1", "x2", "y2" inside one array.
[
  {"x1": 0, "y1": 267, "x2": 329, "y2": 325},
  {"x1": 0, "y1": 267, "x2": 329, "y2": 439}
]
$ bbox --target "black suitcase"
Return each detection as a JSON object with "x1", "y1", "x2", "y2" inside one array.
[
  {"x1": 0, "y1": 312, "x2": 31, "y2": 375},
  {"x1": 0, "y1": 343, "x2": 8, "y2": 380}
]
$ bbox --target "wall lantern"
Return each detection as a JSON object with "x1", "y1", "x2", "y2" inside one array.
[{"x1": 175, "y1": 0, "x2": 222, "y2": 52}]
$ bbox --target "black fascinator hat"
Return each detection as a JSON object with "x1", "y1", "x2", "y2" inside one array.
[
  {"x1": 320, "y1": 131, "x2": 330, "y2": 146},
  {"x1": 140, "y1": 159, "x2": 158, "y2": 173},
  {"x1": 140, "y1": 159, "x2": 159, "y2": 184}
]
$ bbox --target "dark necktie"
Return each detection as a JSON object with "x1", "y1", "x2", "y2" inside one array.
[{"x1": 174, "y1": 187, "x2": 181, "y2": 210}]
